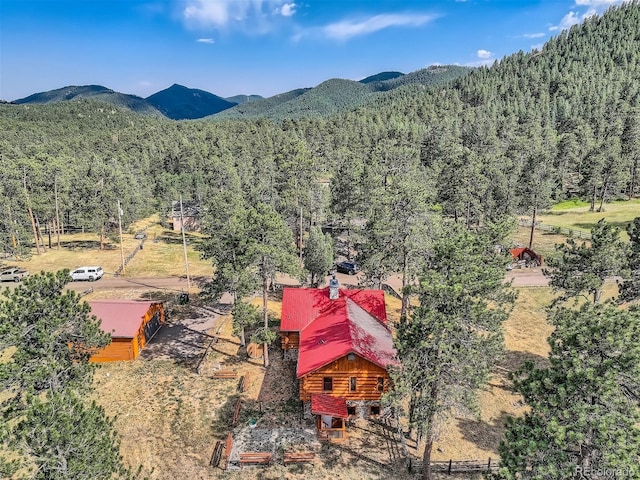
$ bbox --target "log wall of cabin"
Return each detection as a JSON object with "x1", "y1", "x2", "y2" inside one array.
[
  {"x1": 90, "y1": 338, "x2": 136, "y2": 362},
  {"x1": 280, "y1": 331, "x2": 300, "y2": 350},
  {"x1": 135, "y1": 303, "x2": 165, "y2": 352},
  {"x1": 299, "y1": 354, "x2": 390, "y2": 401}
]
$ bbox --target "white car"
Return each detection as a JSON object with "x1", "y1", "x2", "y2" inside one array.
[{"x1": 70, "y1": 266, "x2": 104, "y2": 282}]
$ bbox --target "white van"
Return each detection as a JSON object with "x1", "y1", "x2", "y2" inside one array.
[{"x1": 70, "y1": 266, "x2": 104, "y2": 282}]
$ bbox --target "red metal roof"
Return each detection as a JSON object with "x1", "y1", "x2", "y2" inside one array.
[
  {"x1": 280, "y1": 288, "x2": 397, "y2": 378},
  {"x1": 311, "y1": 393, "x2": 348, "y2": 419},
  {"x1": 510, "y1": 247, "x2": 543, "y2": 264},
  {"x1": 88, "y1": 300, "x2": 157, "y2": 338},
  {"x1": 280, "y1": 287, "x2": 387, "y2": 331}
]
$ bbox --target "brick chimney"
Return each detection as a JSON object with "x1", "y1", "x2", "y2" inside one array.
[{"x1": 329, "y1": 275, "x2": 339, "y2": 300}]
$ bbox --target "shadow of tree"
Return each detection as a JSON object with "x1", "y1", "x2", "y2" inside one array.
[
  {"x1": 498, "y1": 350, "x2": 549, "y2": 374},
  {"x1": 62, "y1": 240, "x2": 116, "y2": 250},
  {"x1": 575, "y1": 220, "x2": 634, "y2": 231},
  {"x1": 139, "y1": 321, "x2": 208, "y2": 368},
  {"x1": 456, "y1": 410, "x2": 513, "y2": 453}
]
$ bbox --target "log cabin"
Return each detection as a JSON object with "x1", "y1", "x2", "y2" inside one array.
[
  {"x1": 88, "y1": 300, "x2": 165, "y2": 362},
  {"x1": 280, "y1": 280, "x2": 397, "y2": 441}
]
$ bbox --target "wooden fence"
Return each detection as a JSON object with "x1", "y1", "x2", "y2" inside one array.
[
  {"x1": 518, "y1": 219, "x2": 591, "y2": 240},
  {"x1": 408, "y1": 457, "x2": 498, "y2": 475}
]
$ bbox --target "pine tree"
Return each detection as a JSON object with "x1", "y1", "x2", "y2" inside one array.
[
  {"x1": 387, "y1": 223, "x2": 515, "y2": 480},
  {"x1": 497, "y1": 304, "x2": 640, "y2": 479},
  {"x1": 619, "y1": 216, "x2": 640, "y2": 303},
  {"x1": 0, "y1": 271, "x2": 136, "y2": 479},
  {"x1": 303, "y1": 226, "x2": 334, "y2": 287},
  {"x1": 544, "y1": 219, "x2": 628, "y2": 304}
]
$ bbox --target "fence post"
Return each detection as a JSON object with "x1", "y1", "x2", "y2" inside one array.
[
  {"x1": 487, "y1": 457, "x2": 492, "y2": 472},
  {"x1": 448, "y1": 459, "x2": 452, "y2": 474}
]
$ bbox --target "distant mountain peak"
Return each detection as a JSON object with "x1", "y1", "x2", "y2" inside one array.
[{"x1": 146, "y1": 85, "x2": 236, "y2": 120}]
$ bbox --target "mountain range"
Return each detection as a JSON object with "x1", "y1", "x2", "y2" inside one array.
[{"x1": 11, "y1": 65, "x2": 471, "y2": 121}]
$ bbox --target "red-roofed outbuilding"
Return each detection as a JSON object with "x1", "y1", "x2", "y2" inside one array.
[
  {"x1": 88, "y1": 300, "x2": 165, "y2": 362},
  {"x1": 280, "y1": 284, "x2": 397, "y2": 441}
]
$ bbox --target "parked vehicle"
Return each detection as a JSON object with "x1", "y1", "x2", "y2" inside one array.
[
  {"x1": 335, "y1": 261, "x2": 359, "y2": 275},
  {"x1": 0, "y1": 268, "x2": 29, "y2": 282},
  {"x1": 70, "y1": 266, "x2": 104, "y2": 282}
]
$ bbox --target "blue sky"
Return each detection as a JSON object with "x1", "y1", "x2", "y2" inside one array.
[{"x1": 0, "y1": 0, "x2": 626, "y2": 101}]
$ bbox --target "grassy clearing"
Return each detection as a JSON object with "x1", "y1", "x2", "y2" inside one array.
[
  {"x1": 538, "y1": 199, "x2": 640, "y2": 236},
  {"x1": 1, "y1": 214, "x2": 212, "y2": 279},
  {"x1": 514, "y1": 198, "x2": 639, "y2": 258}
]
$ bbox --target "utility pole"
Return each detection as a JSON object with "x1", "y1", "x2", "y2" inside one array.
[
  {"x1": 117, "y1": 200, "x2": 125, "y2": 275},
  {"x1": 299, "y1": 205, "x2": 303, "y2": 266},
  {"x1": 180, "y1": 195, "x2": 191, "y2": 293},
  {"x1": 23, "y1": 168, "x2": 41, "y2": 255},
  {"x1": 54, "y1": 175, "x2": 61, "y2": 249}
]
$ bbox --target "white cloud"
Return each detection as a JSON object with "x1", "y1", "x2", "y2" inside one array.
[
  {"x1": 550, "y1": 0, "x2": 625, "y2": 32},
  {"x1": 322, "y1": 13, "x2": 435, "y2": 41},
  {"x1": 465, "y1": 58, "x2": 496, "y2": 67},
  {"x1": 575, "y1": 0, "x2": 622, "y2": 5},
  {"x1": 523, "y1": 32, "x2": 545, "y2": 39},
  {"x1": 477, "y1": 49, "x2": 493, "y2": 59},
  {"x1": 182, "y1": 0, "x2": 296, "y2": 28},
  {"x1": 279, "y1": 3, "x2": 296, "y2": 17},
  {"x1": 197, "y1": 38, "x2": 215, "y2": 43}
]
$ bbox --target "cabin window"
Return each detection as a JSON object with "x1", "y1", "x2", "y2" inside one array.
[
  {"x1": 349, "y1": 377, "x2": 357, "y2": 392},
  {"x1": 323, "y1": 377, "x2": 333, "y2": 391},
  {"x1": 377, "y1": 377, "x2": 385, "y2": 392},
  {"x1": 347, "y1": 406, "x2": 356, "y2": 416},
  {"x1": 347, "y1": 353, "x2": 356, "y2": 361},
  {"x1": 370, "y1": 405, "x2": 381, "y2": 416}
]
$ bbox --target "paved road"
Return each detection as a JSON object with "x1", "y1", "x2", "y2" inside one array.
[
  {"x1": 64, "y1": 275, "x2": 194, "y2": 293},
  {"x1": 317, "y1": 269, "x2": 550, "y2": 291}
]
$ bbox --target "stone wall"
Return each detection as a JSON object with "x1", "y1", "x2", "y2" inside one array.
[{"x1": 303, "y1": 399, "x2": 386, "y2": 420}]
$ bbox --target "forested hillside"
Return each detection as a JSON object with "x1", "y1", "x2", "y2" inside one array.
[
  {"x1": 14, "y1": 85, "x2": 162, "y2": 116},
  {"x1": 0, "y1": 1, "x2": 638, "y2": 260},
  {"x1": 213, "y1": 65, "x2": 471, "y2": 120}
]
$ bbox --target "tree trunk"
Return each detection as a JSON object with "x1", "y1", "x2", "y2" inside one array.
[
  {"x1": 589, "y1": 184, "x2": 597, "y2": 212},
  {"x1": 299, "y1": 205, "x2": 303, "y2": 266},
  {"x1": 629, "y1": 158, "x2": 638, "y2": 200},
  {"x1": 597, "y1": 178, "x2": 609, "y2": 212},
  {"x1": 100, "y1": 225, "x2": 105, "y2": 251},
  {"x1": 593, "y1": 287, "x2": 602, "y2": 305},
  {"x1": 240, "y1": 326, "x2": 246, "y2": 347},
  {"x1": 422, "y1": 436, "x2": 433, "y2": 480},
  {"x1": 54, "y1": 176, "x2": 62, "y2": 249},
  {"x1": 262, "y1": 255, "x2": 270, "y2": 368},
  {"x1": 400, "y1": 247, "x2": 410, "y2": 318},
  {"x1": 35, "y1": 215, "x2": 45, "y2": 251},
  {"x1": 23, "y1": 172, "x2": 41, "y2": 255},
  {"x1": 528, "y1": 202, "x2": 537, "y2": 250}
]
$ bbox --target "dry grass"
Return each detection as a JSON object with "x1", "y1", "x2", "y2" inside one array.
[
  {"x1": 539, "y1": 198, "x2": 640, "y2": 239},
  {"x1": 1, "y1": 214, "x2": 212, "y2": 279},
  {"x1": 90, "y1": 286, "x2": 558, "y2": 480},
  {"x1": 427, "y1": 287, "x2": 555, "y2": 463}
]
